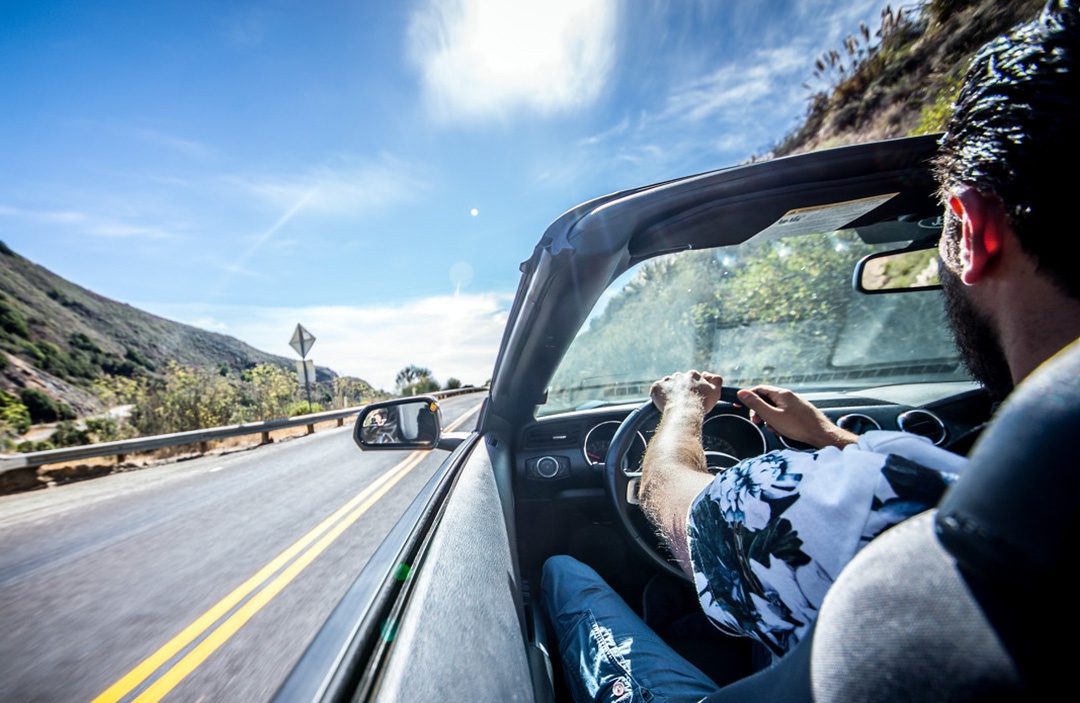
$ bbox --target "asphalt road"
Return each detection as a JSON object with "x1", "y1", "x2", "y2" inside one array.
[{"x1": 0, "y1": 394, "x2": 483, "y2": 703}]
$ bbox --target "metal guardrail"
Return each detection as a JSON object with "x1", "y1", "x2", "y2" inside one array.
[{"x1": 0, "y1": 387, "x2": 486, "y2": 474}]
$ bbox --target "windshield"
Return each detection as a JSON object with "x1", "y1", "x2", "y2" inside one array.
[{"x1": 541, "y1": 227, "x2": 969, "y2": 416}]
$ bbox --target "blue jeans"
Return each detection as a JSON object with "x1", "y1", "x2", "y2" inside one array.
[{"x1": 541, "y1": 555, "x2": 720, "y2": 703}]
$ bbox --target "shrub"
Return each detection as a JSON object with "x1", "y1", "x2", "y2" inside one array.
[
  {"x1": 0, "y1": 391, "x2": 31, "y2": 435},
  {"x1": 912, "y1": 73, "x2": 964, "y2": 135},
  {"x1": 51, "y1": 420, "x2": 91, "y2": 447},
  {"x1": 17, "y1": 439, "x2": 55, "y2": 453},
  {"x1": 101, "y1": 357, "x2": 139, "y2": 377},
  {"x1": 124, "y1": 347, "x2": 156, "y2": 371},
  {"x1": 84, "y1": 416, "x2": 127, "y2": 442},
  {"x1": 68, "y1": 332, "x2": 102, "y2": 354},
  {"x1": 128, "y1": 362, "x2": 240, "y2": 435},
  {"x1": 0, "y1": 299, "x2": 30, "y2": 339},
  {"x1": 241, "y1": 363, "x2": 297, "y2": 420},
  {"x1": 20, "y1": 388, "x2": 59, "y2": 423},
  {"x1": 287, "y1": 401, "x2": 324, "y2": 416}
]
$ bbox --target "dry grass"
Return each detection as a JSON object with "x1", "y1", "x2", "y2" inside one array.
[{"x1": 775, "y1": 0, "x2": 1046, "y2": 158}]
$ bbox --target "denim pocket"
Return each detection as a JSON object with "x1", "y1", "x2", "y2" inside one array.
[{"x1": 559, "y1": 610, "x2": 652, "y2": 703}]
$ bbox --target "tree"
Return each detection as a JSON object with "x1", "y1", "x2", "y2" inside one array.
[
  {"x1": 333, "y1": 376, "x2": 384, "y2": 407},
  {"x1": 20, "y1": 388, "x2": 60, "y2": 423},
  {"x1": 395, "y1": 365, "x2": 439, "y2": 397},
  {"x1": 0, "y1": 390, "x2": 31, "y2": 436},
  {"x1": 128, "y1": 361, "x2": 240, "y2": 435},
  {"x1": 240, "y1": 363, "x2": 295, "y2": 421}
]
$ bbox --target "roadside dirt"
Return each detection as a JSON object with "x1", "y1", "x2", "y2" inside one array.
[{"x1": 1, "y1": 417, "x2": 351, "y2": 495}]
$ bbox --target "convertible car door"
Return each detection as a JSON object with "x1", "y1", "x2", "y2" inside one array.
[{"x1": 274, "y1": 429, "x2": 550, "y2": 702}]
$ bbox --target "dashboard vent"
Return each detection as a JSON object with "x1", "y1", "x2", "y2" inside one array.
[
  {"x1": 897, "y1": 409, "x2": 948, "y2": 446},
  {"x1": 523, "y1": 423, "x2": 581, "y2": 449},
  {"x1": 837, "y1": 413, "x2": 882, "y2": 435}
]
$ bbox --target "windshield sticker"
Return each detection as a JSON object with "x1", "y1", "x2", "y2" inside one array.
[{"x1": 752, "y1": 193, "x2": 898, "y2": 241}]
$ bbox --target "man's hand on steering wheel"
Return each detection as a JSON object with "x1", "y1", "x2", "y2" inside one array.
[
  {"x1": 736, "y1": 385, "x2": 858, "y2": 449},
  {"x1": 607, "y1": 372, "x2": 745, "y2": 581},
  {"x1": 650, "y1": 370, "x2": 725, "y2": 416}
]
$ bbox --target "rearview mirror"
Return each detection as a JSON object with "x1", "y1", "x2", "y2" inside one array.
[
  {"x1": 855, "y1": 243, "x2": 940, "y2": 293},
  {"x1": 353, "y1": 397, "x2": 441, "y2": 451}
]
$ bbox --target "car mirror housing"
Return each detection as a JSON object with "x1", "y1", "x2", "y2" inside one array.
[
  {"x1": 855, "y1": 242, "x2": 941, "y2": 294},
  {"x1": 354, "y1": 397, "x2": 441, "y2": 451}
]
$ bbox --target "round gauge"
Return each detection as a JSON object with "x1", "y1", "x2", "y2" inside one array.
[
  {"x1": 704, "y1": 451, "x2": 740, "y2": 473},
  {"x1": 584, "y1": 420, "x2": 648, "y2": 471},
  {"x1": 702, "y1": 414, "x2": 767, "y2": 461},
  {"x1": 778, "y1": 435, "x2": 815, "y2": 451}
]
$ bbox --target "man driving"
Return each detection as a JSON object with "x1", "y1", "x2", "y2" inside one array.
[{"x1": 542, "y1": 1, "x2": 1080, "y2": 700}]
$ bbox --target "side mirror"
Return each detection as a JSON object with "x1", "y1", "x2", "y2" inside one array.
[
  {"x1": 855, "y1": 242, "x2": 940, "y2": 293},
  {"x1": 354, "y1": 397, "x2": 441, "y2": 451}
]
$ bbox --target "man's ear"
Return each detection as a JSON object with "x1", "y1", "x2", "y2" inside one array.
[{"x1": 947, "y1": 188, "x2": 1005, "y2": 285}]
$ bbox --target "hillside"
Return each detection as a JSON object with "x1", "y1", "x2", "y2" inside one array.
[
  {"x1": 0, "y1": 241, "x2": 336, "y2": 416},
  {"x1": 773, "y1": 0, "x2": 1045, "y2": 157}
]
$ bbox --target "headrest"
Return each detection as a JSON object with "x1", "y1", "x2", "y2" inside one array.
[{"x1": 936, "y1": 336, "x2": 1080, "y2": 582}]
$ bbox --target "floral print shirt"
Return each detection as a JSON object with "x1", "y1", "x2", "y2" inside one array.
[{"x1": 686, "y1": 430, "x2": 967, "y2": 662}]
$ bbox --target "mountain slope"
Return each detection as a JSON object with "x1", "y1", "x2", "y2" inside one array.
[
  {"x1": 774, "y1": 0, "x2": 1045, "y2": 157},
  {"x1": 0, "y1": 241, "x2": 334, "y2": 415}
]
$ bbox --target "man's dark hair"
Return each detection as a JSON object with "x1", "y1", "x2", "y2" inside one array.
[{"x1": 934, "y1": 0, "x2": 1080, "y2": 299}]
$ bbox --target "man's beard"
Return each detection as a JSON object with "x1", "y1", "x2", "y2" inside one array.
[{"x1": 939, "y1": 259, "x2": 1014, "y2": 402}]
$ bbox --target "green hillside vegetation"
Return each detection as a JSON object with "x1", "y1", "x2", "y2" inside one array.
[{"x1": 0, "y1": 242, "x2": 389, "y2": 451}]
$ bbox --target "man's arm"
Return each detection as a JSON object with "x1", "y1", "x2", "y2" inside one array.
[
  {"x1": 736, "y1": 385, "x2": 858, "y2": 449},
  {"x1": 641, "y1": 374, "x2": 857, "y2": 576},
  {"x1": 639, "y1": 370, "x2": 721, "y2": 576}
]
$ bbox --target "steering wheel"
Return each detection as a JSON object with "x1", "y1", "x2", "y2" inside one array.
[{"x1": 604, "y1": 386, "x2": 744, "y2": 582}]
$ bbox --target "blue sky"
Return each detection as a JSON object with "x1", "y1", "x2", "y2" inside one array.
[{"x1": 1, "y1": 0, "x2": 893, "y2": 392}]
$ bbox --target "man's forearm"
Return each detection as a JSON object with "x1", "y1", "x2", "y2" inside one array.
[{"x1": 640, "y1": 399, "x2": 715, "y2": 575}]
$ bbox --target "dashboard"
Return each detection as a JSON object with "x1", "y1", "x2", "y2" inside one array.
[{"x1": 515, "y1": 382, "x2": 992, "y2": 501}]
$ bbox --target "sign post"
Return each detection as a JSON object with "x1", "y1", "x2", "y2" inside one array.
[{"x1": 289, "y1": 324, "x2": 317, "y2": 411}]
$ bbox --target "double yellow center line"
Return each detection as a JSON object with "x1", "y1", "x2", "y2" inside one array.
[{"x1": 91, "y1": 451, "x2": 428, "y2": 703}]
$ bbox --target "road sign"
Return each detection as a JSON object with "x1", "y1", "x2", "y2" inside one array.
[
  {"x1": 289, "y1": 324, "x2": 316, "y2": 358},
  {"x1": 296, "y1": 359, "x2": 315, "y2": 390}
]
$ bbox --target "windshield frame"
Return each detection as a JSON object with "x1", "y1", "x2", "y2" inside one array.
[{"x1": 482, "y1": 135, "x2": 948, "y2": 430}]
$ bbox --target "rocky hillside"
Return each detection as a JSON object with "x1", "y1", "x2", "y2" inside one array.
[
  {"x1": 773, "y1": 0, "x2": 1045, "y2": 157},
  {"x1": 0, "y1": 241, "x2": 335, "y2": 416}
]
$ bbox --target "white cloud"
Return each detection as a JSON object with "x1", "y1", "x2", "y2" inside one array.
[
  {"x1": 232, "y1": 154, "x2": 428, "y2": 216},
  {"x1": 84, "y1": 223, "x2": 175, "y2": 239},
  {"x1": 140, "y1": 292, "x2": 513, "y2": 392},
  {"x1": 0, "y1": 204, "x2": 175, "y2": 239},
  {"x1": 0, "y1": 205, "x2": 86, "y2": 224},
  {"x1": 661, "y1": 45, "x2": 807, "y2": 126},
  {"x1": 408, "y1": 0, "x2": 617, "y2": 124},
  {"x1": 133, "y1": 128, "x2": 214, "y2": 158}
]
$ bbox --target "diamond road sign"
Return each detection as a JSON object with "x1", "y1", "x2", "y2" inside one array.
[{"x1": 289, "y1": 323, "x2": 316, "y2": 358}]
